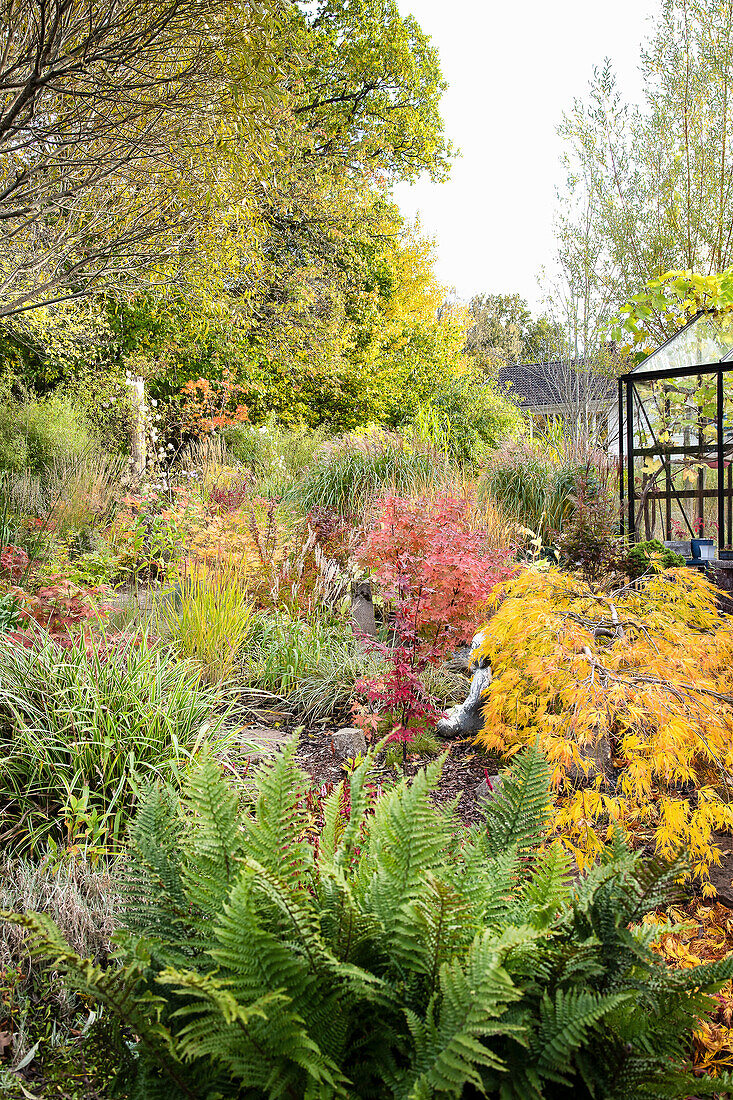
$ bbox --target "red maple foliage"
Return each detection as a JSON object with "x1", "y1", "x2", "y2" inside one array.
[
  {"x1": 354, "y1": 641, "x2": 440, "y2": 742},
  {"x1": 358, "y1": 492, "x2": 516, "y2": 655}
]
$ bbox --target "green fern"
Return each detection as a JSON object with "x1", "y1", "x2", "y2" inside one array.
[
  {"x1": 4, "y1": 739, "x2": 732, "y2": 1099},
  {"x1": 482, "y1": 741, "x2": 552, "y2": 859}
]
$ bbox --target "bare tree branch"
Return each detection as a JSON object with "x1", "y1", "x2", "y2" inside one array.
[{"x1": 0, "y1": 0, "x2": 287, "y2": 316}]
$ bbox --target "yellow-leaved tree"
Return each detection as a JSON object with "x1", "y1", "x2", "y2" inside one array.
[{"x1": 475, "y1": 566, "x2": 733, "y2": 889}]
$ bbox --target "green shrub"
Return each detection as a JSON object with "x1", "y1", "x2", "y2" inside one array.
[
  {"x1": 0, "y1": 629, "x2": 234, "y2": 855},
  {"x1": 5, "y1": 742, "x2": 732, "y2": 1098},
  {"x1": 222, "y1": 420, "x2": 326, "y2": 494},
  {"x1": 625, "y1": 539, "x2": 686, "y2": 579},
  {"x1": 0, "y1": 395, "x2": 94, "y2": 473},
  {"x1": 410, "y1": 370, "x2": 523, "y2": 464},
  {"x1": 288, "y1": 431, "x2": 451, "y2": 516}
]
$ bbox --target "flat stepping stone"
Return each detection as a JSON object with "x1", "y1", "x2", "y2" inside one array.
[{"x1": 240, "y1": 725, "x2": 290, "y2": 758}]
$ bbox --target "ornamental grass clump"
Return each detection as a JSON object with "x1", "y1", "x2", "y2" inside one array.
[
  {"x1": 474, "y1": 565, "x2": 733, "y2": 885},
  {"x1": 157, "y1": 564, "x2": 255, "y2": 684},
  {"x1": 0, "y1": 628, "x2": 232, "y2": 855},
  {"x1": 4, "y1": 741, "x2": 733, "y2": 1098},
  {"x1": 288, "y1": 430, "x2": 449, "y2": 517}
]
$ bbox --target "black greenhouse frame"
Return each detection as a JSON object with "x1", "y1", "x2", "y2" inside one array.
[{"x1": 619, "y1": 357, "x2": 733, "y2": 556}]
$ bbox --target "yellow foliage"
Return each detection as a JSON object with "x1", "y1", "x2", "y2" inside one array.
[{"x1": 475, "y1": 565, "x2": 733, "y2": 882}]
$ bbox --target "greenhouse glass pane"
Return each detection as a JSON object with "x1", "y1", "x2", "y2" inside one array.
[
  {"x1": 629, "y1": 374, "x2": 720, "y2": 543},
  {"x1": 631, "y1": 312, "x2": 733, "y2": 373}
]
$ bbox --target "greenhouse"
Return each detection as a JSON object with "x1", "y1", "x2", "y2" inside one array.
[{"x1": 619, "y1": 312, "x2": 733, "y2": 560}]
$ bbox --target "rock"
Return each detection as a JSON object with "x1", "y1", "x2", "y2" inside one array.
[
  {"x1": 331, "y1": 727, "x2": 367, "y2": 760},
  {"x1": 350, "y1": 580, "x2": 377, "y2": 636},
  {"x1": 475, "y1": 775, "x2": 503, "y2": 803},
  {"x1": 436, "y1": 629, "x2": 493, "y2": 741},
  {"x1": 443, "y1": 645, "x2": 473, "y2": 674},
  {"x1": 565, "y1": 734, "x2": 616, "y2": 787},
  {"x1": 241, "y1": 726, "x2": 291, "y2": 759}
]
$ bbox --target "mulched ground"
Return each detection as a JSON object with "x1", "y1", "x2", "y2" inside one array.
[{"x1": 295, "y1": 730, "x2": 498, "y2": 826}]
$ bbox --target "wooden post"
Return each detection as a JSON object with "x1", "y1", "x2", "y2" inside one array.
[{"x1": 127, "y1": 375, "x2": 146, "y2": 478}]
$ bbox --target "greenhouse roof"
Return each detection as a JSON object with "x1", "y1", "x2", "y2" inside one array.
[{"x1": 631, "y1": 311, "x2": 733, "y2": 375}]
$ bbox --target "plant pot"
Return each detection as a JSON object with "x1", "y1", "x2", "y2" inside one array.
[
  {"x1": 663, "y1": 540, "x2": 690, "y2": 557},
  {"x1": 691, "y1": 538, "x2": 715, "y2": 560}
]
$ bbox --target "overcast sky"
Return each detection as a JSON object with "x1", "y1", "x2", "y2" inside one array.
[{"x1": 392, "y1": 0, "x2": 659, "y2": 312}]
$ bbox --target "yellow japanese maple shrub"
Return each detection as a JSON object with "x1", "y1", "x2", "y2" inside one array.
[{"x1": 475, "y1": 565, "x2": 733, "y2": 886}]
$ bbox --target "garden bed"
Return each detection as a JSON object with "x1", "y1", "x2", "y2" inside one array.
[{"x1": 294, "y1": 731, "x2": 497, "y2": 826}]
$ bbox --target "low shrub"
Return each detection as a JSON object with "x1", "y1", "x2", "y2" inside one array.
[
  {"x1": 0, "y1": 396, "x2": 94, "y2": 474},
  {"x1": 8, "y1": 577, "x2": 113, "y2": 648},
  {"x1": 222, "y1": 420, "x2": 326, "y2": 495},
  {"x1": 625, "y1": 538, "x2": 686, "y2": 579},
  {"x1": 558, "y1": 467, "x2": 622, "y2": 582},
  {"x1": 0, "y1": 629, "x2": 233, "y2": 855},
  {"x1": 352, "y1": 636, "x2": 442, "y2": 765},
  {"x1": 107, "y1": 483, "x2": 186, "y2": 585},
  {"x1": 5, "y1": 743, "x2": 733, "y2": 1098},
  {"x1": 475, "y1": 565, "x2": 733, "y2": 886}
]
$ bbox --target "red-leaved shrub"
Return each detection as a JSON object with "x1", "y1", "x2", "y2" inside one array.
[
  {"x1": 358, "y1": 492, "x2": 516, "y2": 654},
  {"x1": 9, "y1": 579, "x2": 114, "y2": 650},
  {"x1": 0, "y1": 544, "x2": 29, "y2": 581}
]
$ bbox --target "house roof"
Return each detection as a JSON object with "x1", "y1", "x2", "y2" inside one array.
[{"x1": 497, "y1": 360, "x2": 616, "y2": 409}]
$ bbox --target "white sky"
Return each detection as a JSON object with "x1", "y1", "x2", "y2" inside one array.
[{"x1": 392, "y1": 0, "x2": 659, "y2": 312}]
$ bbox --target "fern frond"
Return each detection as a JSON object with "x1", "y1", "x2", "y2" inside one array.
[
  {"x1": 483, "y1": 743, "x2": 552, "y2": 859},
  {"x1": 365, "y1": 760, "x2": 452, "y2": 940},
  {"x1": 317, "y1": 869, "x2": 384, "y2": 969},
  {"x1": 210, "y1": 871, "x2": 313, "y2": 1005},
  {"x1": 521, "y1": 841, "x2": 573, "y2": 929},
  {"x1": 400, "y1": 930, "x2": 522, "y2": 1098},
  {"x1": 242, "y1": 737, "x2": 313, "y2": 891},
  {"x1": 122, "y1": 784, "x2": 189, "y2": 939},
  {"x1": 531, "y1": 988, "x2": 631, "y2": 1084},
  {"x1": 158, "y1": 964, "x2": 349, "y2": 1096},
  {"x1": 334, "y1": 750, "x2": 377, "y2": 873},
  {"x1": 390, "y1": 873, "x2": 472, "y2": 1000},
  {"x1": 448, "y1": 831, "x2": 520, "y2": 933},
  {"x1": 318, "y1": 780, "x2": 346, "y2": 869},
  {"x1": 244, "y1": 857, "x2": 327, "y2": 973},
  {"x1": 180, "y1": 755, "x2": 245, "y2": 919}
]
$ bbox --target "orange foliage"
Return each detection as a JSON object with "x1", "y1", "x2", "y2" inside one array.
[
  {"x1": 177, "y1": 370, "x2": 248, "y2": 436},
  {"x1": 474, "y1": 565, "x2": 733, "y2": 886}
]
